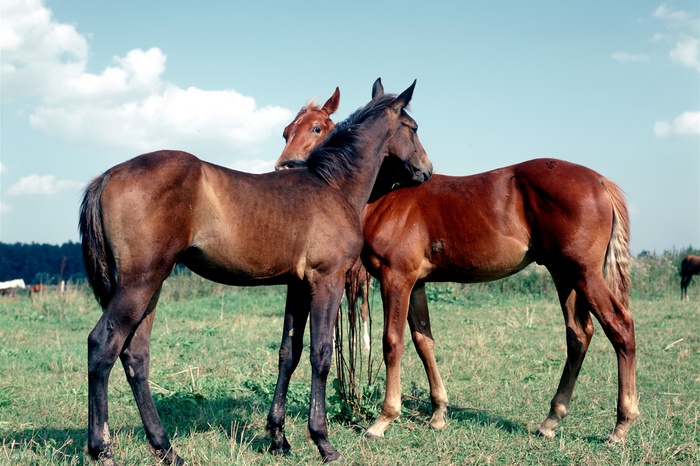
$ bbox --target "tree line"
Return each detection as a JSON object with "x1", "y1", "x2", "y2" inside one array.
[{"x1": 0, "y1": 242, "x2": 85, "y2": 285}]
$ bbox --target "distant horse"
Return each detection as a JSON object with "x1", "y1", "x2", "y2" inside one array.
[
  {"x1": 0, "y1": 278, "x2": 26, "y2": 296},
  {"x1": 278, "y1": 88, "x2": 372, "y2": 350},
  {"x1": 275, "y1": 78, "x2": 639, "y2": 444},
  {"x1": 680, "y1": 254, "x2": 700, "y2": 301},
  {"x1": 29, "y1": 283, "x2": 47, "y2": 297},
  {"x1": 79, "y1": 81, "x2": 431, "y2": 465}
]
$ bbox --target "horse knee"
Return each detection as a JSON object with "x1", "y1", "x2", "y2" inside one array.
[
  {"x1": 383, "y1": 333, "x2": 405, "y2": 363},
  {"x1": 309, "y1": 343, "x2": 333, "y2": 377}
]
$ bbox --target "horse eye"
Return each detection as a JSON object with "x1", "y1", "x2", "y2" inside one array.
[{"x1": 313, "y1": 126, "x2": 322, "y2": 134}]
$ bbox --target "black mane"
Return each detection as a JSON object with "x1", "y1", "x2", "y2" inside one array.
[{"x1": 306, "y1": 94, "x2": 397, "y2": 188}]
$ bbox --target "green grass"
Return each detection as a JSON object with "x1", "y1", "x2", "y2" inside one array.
[{"x1": 0, "y1": 273, "x2": 698, "y2": 465}]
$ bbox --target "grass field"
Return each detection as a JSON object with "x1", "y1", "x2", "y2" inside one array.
[{"x1": 0, "y1": 267, "x2": 698, "y2": 465}]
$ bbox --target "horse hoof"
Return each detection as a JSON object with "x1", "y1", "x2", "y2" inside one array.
[
  {"x1": 99, "y1": 457, "x2": 119, "y2": 466},
  {"x1": 364, "y1": 431, "x2": 383, "y2": 441},
  {"x1": 269, "y1": 446, "x2": 291, "y2": 456},
  {"x1": 536, "y1": 426, "x2": 556, "y2": 439},
  {"x1": 607, "y1": 430, "x2": 628, "y2": 444},
  {"x1": 428, "y1": 418, "x2": 447, "y2": 430},
  {"x1": 323, "y1": 452, "x2": 344, "y2": 463}
]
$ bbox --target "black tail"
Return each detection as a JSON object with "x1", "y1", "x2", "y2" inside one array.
[{"x1": 79, "y1": 174, "x2": 115, "y2": 309}]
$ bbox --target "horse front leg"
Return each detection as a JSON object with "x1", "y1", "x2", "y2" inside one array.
[
  {"x1": 365, "y1": 272, "x2": 413, "y2": 439},
  {"x1": 307, "y1": 274, "x2": 345, "y2": 462},
  {"x1": 266, "y1": 282, "x2": 310, "y2": 456},
  {"x1": 407, "y1": 282, "x2": 448, "y2": 430}
]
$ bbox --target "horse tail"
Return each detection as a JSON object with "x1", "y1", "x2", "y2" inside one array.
[
  {"x1": 79, "y1": 174, "x2": 115, "y2": 310},
  {"x1": 602, "y1": 178, "x2": 631, "y2": 309}
]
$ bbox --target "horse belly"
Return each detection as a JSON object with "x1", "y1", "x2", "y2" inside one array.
[
  {"x1": 428, "y1": 237, "x2": 533, "y2": 283},
  {"x1": 183, "y1": 230, "x2": 304, "y2": 286}
]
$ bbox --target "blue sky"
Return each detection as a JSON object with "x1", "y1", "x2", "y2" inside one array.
[{"x1": 1, "y1": 0, "x2": 698, "y2": 254}]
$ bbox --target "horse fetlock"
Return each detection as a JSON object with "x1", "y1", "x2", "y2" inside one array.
[
  {"x1": 317, "y1": 441, "x2": 341, "y2": 463},
  {"x1": 86, "y1": 434, "x2": 114, "y2": 465},
  {"x1": 266, "y1": 425, "x2": 291, "y2": 456},
  {"x1": 610, "y1": 412, "x2": 639, "y2": 442},
  {"x1": 550, "y1": 401, "x2": 569, "y2": 420}
]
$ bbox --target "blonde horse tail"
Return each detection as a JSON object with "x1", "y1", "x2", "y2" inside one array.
[
  {"x1": 79, "y1": 174, "x2": 115, "y2": 310},
  {"x1": 602, "y1": 178, "x2": 631, "y2": 309}
]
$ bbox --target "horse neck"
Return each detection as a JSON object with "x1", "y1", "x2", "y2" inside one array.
[{"x1": 334, "y1": 123, "x2": 388, "y2": 215}]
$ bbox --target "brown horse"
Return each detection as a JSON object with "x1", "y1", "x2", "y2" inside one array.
[
  {"x1": 79, "y1": 81, "x2": 431, "y2": 465},
  {"x1": 680, "y1": 254, "x2": 700, "y2": 301},
  {"x1": 29, "y1": 283, "x2": 47, "y2": 297},
  {"x1": 274, "y1": 78, "x2": 639, "y2": 444},
  {"x1": 279, "y1": 87, "x2": 340, "y2": 169},
  {"x1": 278, "y1": 89, "x2": 372, "y2": 349}
]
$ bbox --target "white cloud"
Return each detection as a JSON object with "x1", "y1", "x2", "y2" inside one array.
[
  {"x1": 7, "y1": 174, "x2": 83, "y2": 196},
  {"x1": 1, "y1": 0, "x2": 293, "y2": 156},
  {"x1": 228, "y1": 159, "x2": 276, "y2": 174},
  {"x1": 654, "y1": 111, "x2": 700, "y2": 138},
  {"x1": 0, "y1": 0, "x2": 87, "y2": 100},
  {"x1": 0, "y1": 203, "x2": 11, "y2": 214},
  {"x1": 651, "y1": 4, "x2": 700, "y2": 73},
  {"x1": 611, "y1": 51, "x2": 649, "y2": 63},
  {"x1": 653, "y1": 5, "x2": 692, "y2": 24},
  {"x1": 0, "y1": 163, "x2": 5, "y2": 175},
  {"x1": 669, "y1": 36, "x2": 700, "y2": 72}
]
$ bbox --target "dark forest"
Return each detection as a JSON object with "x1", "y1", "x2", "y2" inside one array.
[{"x1": 0, "y1": 242, "x2": 84, "y2": 284}]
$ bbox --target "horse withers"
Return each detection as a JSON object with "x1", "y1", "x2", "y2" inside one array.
[
  {"x1": 275, "y1": 79, "x2": 639, "y2": 445},
  {"x1": 80, "y1": 81, "x2": 431, "y2": 465}
]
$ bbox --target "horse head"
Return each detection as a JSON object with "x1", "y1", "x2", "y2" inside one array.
[{"x1": 275, "y1": 87, "x2": 340, "y2": 170}]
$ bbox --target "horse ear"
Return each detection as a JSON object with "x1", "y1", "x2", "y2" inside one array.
[
  {"x1": 391, "y1": 79, "x2": 416, "y2": 114},
  {"x1": 372, "y1": 78, "x2": 384, "y2": 99},
  {"x1": 322, "y1": 87, "x2": 340, "y2": 115}
]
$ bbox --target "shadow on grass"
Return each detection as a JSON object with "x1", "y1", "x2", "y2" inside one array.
[
  {"x1": 0, "y1": 392, "x2": 309, "y2": 462},
  {"x1": 401, "y1": 392, "x2": 530, "y2": 436},
  {"x1": 448, "y1": 406, "x2": 530, "y2": 435}
]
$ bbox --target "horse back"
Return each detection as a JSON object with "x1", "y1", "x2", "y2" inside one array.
[
  {"x1": 99, "y1": 150, "x2": 361, "y2": 285},
  {"x1": 362, "y1": 159, "x2": 620, "y2": 283},
  {"x1": 681, "y1": 255, "x2": 700, "y2": 276}
]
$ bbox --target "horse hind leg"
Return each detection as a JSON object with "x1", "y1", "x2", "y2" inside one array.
[
  {"x1": 680, "y1": 274, "x2": 691, "y2": 301},
  {"x1": 365, "y1": 273, "x2": 414, "y2": 439},
  {"x1": 87, "y1": 279, "x2": 171, "y2": 465},
  {"x1": 406, "y1": 283, "x2": 448, "y2": 430},
  {"x1": 537, "y1": 287, "x2": 594, "y2": 438},
  {"x1": 549, "y1": 273, "x2": 639, "y2": 441},
  {"x1": 360, "y1": 278, "x2": 371, "y2": 351},
  {"x1": 119, "y1": 290, "x2": 186, "y2": 465}
]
